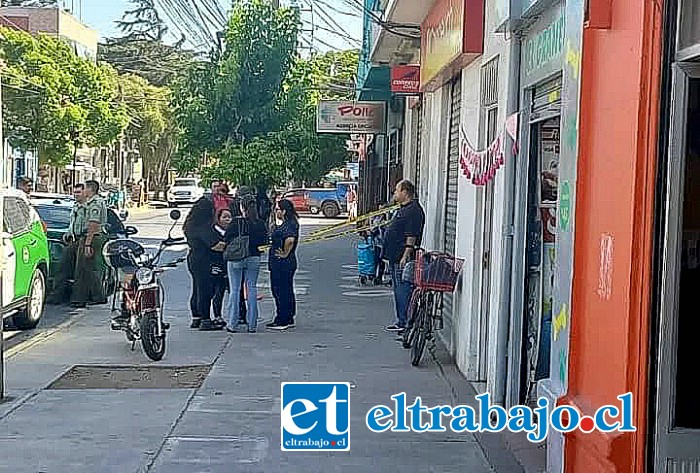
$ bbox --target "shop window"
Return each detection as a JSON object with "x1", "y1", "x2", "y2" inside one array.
[
  {"x1": 679, "y1": 0, "x2": 700, "y2": 52},
  {"x1": 676, "y1": 78, "x2": 700, "y2": 428}
]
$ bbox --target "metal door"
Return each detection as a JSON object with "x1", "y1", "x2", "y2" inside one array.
[
  {"x1": 415, "y1": 103, "x2": 423, "y2": 194},
  {"x1": 443, "y1": 75, "x2": 462, "y2": 329},
  {"x1": 653, "y1": 63, "x2": 700, "y2": 473}
]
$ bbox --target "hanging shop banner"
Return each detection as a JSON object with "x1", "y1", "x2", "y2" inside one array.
[
  {"x1": 459, "y1": 129, "x2": 505, "y2": 185},
  {"x1": 391, "y1": 65, "x2": 421, "y2": 94},
  {"x1": 420, "y1": 0, "x2": 485, "y2": 92},
  {"x1": 317, "y1": 101, "x2": 387, "y2": 134}
]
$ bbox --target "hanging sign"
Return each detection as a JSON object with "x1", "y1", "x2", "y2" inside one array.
[
  {"x1": 459, "y1": 129, "x2": 505, "y2": 186},
  {"x1": 391, "y1": 65, "x2": 421, "y2": 94}
]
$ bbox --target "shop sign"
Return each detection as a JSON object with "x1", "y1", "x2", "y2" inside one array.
[
  {"x1": 391, "y1": 65, "x2": 420, "y2": 94},
  {"x1": 559, "y1": 181, "x2": 571, "y2": 230},
  {"x1": 522, "y1": 11, "x2": 565, "y2": 79},
  {"x1": 317, "y1": 101, "x2": 387, "y2": 134},
  {"x1": 420, "y1": 0, "x2": 484, "y2": 91}
]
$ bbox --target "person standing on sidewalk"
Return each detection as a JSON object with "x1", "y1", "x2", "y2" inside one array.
[
  {"x1": 184, "y1": 197, "x2": 225, "y2": 331},
  {"x1": 267, "y1": 199, "x2": 300, "y2": 331},
  {"x1": 225, "y1": 197, "x2": 268, "y2": 333},
  {"x1": 382, "y1": 180, "x2": 425, "y2": 332},
  {"x1": 71, "y1": 180, "x2": 109, "y2": 307},
  {"x1": 54, "y1": 183, "x2": 86, "y2": 304},
  {"x1": 211, "y1": 208, "x2": 232, "y2": 326}
]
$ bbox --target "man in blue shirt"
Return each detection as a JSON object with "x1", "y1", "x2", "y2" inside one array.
[{"x1": 382, "y1": 180, "x2": 425, "y2": 332}]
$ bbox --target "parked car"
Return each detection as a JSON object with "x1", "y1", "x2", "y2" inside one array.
[
  {"x1": 1, "y1": 188, "x2": 51, "y2": 329},
  {"x1": 32, "y1": 200, "x2": 138, "y2": 299},
  {"x1": 166, "y1": 178, "x2": 204, "y2": 206},
  {"x1": 282, "y1": 188, "x2": 311, "y2": 212},
  {"x1": 29, "y1": 192, "x2": 75, "y2": 205}
]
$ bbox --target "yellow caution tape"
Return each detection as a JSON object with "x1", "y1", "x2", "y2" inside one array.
[
  {"x1": 307, "y1": 204, "x2": 399, "y2": 239},
  {"x1": 258, "y1": 212, "x2": 398, "y2": 251}
]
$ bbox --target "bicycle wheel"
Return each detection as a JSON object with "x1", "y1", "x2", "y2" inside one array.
[
  {"x1": 411, "y1": 292, "x2": 433, "y2": 366},
  {"x1": 402, "y1": 289, "x2": 422, "y2": 349}
]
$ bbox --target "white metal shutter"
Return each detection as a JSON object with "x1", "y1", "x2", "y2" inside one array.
[
  {"x1": 531, "y1": 75, "x2": 562, "y2": 122},
  {"x1": 444, "y1": 75, "x2": 461, "y2": 255},
  {"x1": 415, "y1": 103, "x2": 423, "y2": 193},
  {"x1": 443, "y1": 74, "x2": 461, "y2": 327}
]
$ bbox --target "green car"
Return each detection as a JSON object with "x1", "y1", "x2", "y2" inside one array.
[
  {"x1": 32, "y1": 199, "x2": 138, "y2": 301},
  {"x1": 1, "y1": 189, "x2": 51, "y2": 329}
]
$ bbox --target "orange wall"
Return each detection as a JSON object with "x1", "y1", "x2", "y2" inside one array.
[{"x1": 563, "y1": 0, "x2": 663, "y2": 472}]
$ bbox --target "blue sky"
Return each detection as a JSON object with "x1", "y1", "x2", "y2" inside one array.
[{"x1": 77, "y1": 0, "x2": 362, "y2": 52}]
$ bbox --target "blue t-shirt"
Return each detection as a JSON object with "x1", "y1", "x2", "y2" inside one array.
[{"x1": 269, "y1": 220, "x2": 300, "y2": 269}]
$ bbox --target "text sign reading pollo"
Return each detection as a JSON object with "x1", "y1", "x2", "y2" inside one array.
[{"x1": 317, "y1": 101, "x2": 387, "y2": 134}]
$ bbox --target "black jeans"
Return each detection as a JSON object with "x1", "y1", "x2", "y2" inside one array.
[
  {"x1": 188, "y1": 252, "x2": 212, "y2": 320},
  {"x1": 270, "y1": 264, "x2": 296, "y2": 325},
  {"x1": 212, "y1": 274, "x2": 228, "y2": 319}
]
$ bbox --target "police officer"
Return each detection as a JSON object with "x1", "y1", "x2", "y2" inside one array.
[
  {"x1": 54, "y1": 183, "x2": 86, "y2": 304},
  {"x1": 71, "y1": 180, "x2": 108, "y2": 307}
]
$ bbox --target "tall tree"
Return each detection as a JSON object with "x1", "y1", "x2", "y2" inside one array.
[
  {"x1": 172, "y1": 0, "x2": 300, "y2": 184},
  {"x1": 114, "y1": 0, "x2": 167, "y2": 41},
  {"x1": 0, "y1": 26, "x2": 128, "y2": 165}
]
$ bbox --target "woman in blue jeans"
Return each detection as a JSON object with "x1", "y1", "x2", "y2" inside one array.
[
  {"x1": 266, "y1": 199, "x2": 300, "y2": 331},
  {"x1": 225, "y1": 198, "x2": 269, "y2": 333}
]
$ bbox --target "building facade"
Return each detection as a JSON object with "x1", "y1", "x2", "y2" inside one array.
[{"x1": 356, "y1": 0, "x2": 683, "y2": 471}]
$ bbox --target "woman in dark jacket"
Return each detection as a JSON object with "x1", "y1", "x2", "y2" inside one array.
[
  {"x1": 183, "y1": 197, "x2": 225, "y2": 331},
  {"x1": 211, "y1": 208, "x2": 233, "y2": 325},
  {"x1": 266, "y1": 198, "x2": 300, "y2": 331},
  {"x1": 225, "y1": 197, "x2": 269, "y2": 333}
]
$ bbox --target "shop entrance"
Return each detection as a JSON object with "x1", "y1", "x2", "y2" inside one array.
[
  {"x1": 653, "y1": 65, "x2": 700, "y2": 471},
  {"x1": 521, "y1": 115, "x2": 560, "y2": 404}
]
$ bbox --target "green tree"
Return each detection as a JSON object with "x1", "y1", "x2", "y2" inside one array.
[
  {"x1": 0, "y1": 27, "x2": 128, "y2": 165},
  {"x1": 117, "y1": 73, "x2": 175, "y2": 192},
  {"x1": 172, "y1": 0, "x2": 300, "y2": 177}
]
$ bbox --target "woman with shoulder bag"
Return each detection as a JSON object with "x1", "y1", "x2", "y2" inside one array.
[
  {"x1": 224, "y1": 197, "x2": 269, "y2": 333},
  {"x1": 211, "y1": 208, "x2": 233, "y2": 325}
]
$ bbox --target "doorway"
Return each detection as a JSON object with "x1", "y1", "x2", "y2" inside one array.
[
  {"x1": 521, "y1": 116, "x2": 560, "y2": 404},
  {"x1": 653, "y1": 66, "x2": 700, "y2": 471}
]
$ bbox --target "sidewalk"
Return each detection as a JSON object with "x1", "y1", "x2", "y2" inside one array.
[{"x1": 0, "y1": 234, "x2": 538, "y2": 473}]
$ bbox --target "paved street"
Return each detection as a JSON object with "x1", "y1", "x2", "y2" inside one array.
[{"x1": 0, "y1": 208, "x2": 535, "y2": 473}]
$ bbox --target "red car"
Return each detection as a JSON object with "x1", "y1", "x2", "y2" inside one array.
[{"x1": 282, "y1": 188, "x2": 310, "y2": 212}]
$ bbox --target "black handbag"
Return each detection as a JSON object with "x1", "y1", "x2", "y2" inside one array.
[{"x1": 223, "y1": 218, "x2": 249, "y2": 261}]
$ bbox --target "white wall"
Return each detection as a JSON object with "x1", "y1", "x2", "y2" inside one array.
[
  {"x1": 452, "y1": 60, "x2": 481, "y2": 375},
  {"x1": 482, "y1": 0, "x2": 513, "y2": 402}
]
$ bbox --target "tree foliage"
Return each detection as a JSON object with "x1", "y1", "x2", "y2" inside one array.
[
  {"x1": 116, "y1": 73, "x2": 174, "y2": 192},
  {"x1": 173, "y1": 0, "x2": 358, "y2": 187},
  {"x1": 0, "y1": 27, "x2": 128, "y2": 165}
]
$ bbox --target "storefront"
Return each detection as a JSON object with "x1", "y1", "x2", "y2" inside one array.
[
  {"x1": 419, "y1": 0, "x2": 484, "y2": 344},
  {"x1": 508, "y1": 0, "x2": 565, "y2": 409}
]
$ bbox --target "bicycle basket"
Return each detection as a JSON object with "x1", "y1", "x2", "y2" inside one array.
[{"x1": 414, "y1": 250, "x2": 464, "y2": 292}]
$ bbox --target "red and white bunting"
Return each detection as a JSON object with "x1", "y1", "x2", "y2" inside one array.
[{"x1": 459, "y1": 129, "x2": 506, "y2": 186}]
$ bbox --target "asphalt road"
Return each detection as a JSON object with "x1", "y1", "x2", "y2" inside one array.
[{"x1": 1, "y1": 206, "x2": 346, "y2": 353}]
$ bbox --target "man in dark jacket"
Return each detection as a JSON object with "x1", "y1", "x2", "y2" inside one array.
[{"x1": 382, "y1": 180, "x2": 425, "y2": 333}]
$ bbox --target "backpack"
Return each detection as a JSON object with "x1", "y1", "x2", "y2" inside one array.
[{"x1": 223, "y1": 218, "x2": 250, "y2": 261}]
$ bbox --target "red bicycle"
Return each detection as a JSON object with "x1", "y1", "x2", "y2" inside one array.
[{"x1": 402, "y1": 249, "x2": 464, "y2": 366}]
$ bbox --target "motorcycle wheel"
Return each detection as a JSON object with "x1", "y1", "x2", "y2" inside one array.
[{"x1": 141, "y1": 312, "x2": 166, "y2": 361}]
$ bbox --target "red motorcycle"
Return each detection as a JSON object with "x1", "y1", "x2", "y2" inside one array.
[{"x1": 102, "y1": 210, "x2": 184, "y2": 361}]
